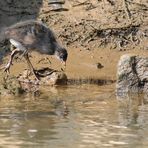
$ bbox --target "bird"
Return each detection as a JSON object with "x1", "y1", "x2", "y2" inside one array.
[{"x1": 0, "y1": 20, "x2": 68, "y2": 80}]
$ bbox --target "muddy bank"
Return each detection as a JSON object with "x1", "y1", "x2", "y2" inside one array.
[
  {"x1": 1, "y1": 48, "x2": 148, "y2": 82},
  {"x1": 39, "y1": 0, "x2": 148, "y2": 50},
  {"x1": 0, "y1": 0, "x2": 147, "y2": 50},
  {"x1": 0, "y1": 0, "x2": 148, "y2": 95}
]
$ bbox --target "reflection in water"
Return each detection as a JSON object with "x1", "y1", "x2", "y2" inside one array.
[
  {"x1": 117, "y1": 93, "x2": 148, "y2": 126},
  {"x1": 0, "y1": 85, "x2": 148, "y2": 148}
]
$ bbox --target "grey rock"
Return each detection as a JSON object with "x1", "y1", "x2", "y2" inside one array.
[
  {"x1": 116, "y1": 54, "x2": 148, "y2": 95},
  {"x1": 48, "y1": 0, "x2": 68, "y2": 11},
  {"x1": 48, "y1": 0, "x2": 65, "y2": 4}
]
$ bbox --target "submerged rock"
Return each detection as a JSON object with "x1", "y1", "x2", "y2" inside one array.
[{"x1": 116, "y1": 54, "x2": 148, "y2": 94}]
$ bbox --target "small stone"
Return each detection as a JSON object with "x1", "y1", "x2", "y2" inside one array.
[{"x1": 96, "y1": 62, "x2": 104, "y2": 69}]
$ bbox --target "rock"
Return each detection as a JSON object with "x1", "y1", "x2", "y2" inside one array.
[
  {"x1": 39, "y1": 70, "x2": 67, "y2": 85},
  {"x1": 116, "y1": 54, "x2": 148, "y2": 95},
  {"x1": 48, "y1": 0, "x2": 65, "y2": 4},
  {"x1": 0, "y1": 68, "x2": 67, "y2": 96},
  {"x1": 0, "y1": 76, "x2": 25, "y2": 96},
  {"x1": 48, "y1": 0, "x2": 68, "y2": 11},
  {"x1": 96, "y1": 62, "x2": 104, "y2": 69},
  {"x1": 18, "y1": 67, "x2": 67, "y2": 86}
]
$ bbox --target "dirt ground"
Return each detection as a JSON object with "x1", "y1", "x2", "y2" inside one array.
[
  {"x1": 3, "y1": 47, "x2": 148, "y2": 82},
  {"x1": 0, "y1": 0, "x2": 148, "y2": 82}
]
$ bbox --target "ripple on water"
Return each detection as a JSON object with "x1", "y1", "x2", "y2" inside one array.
[{"x1": 0, "y1": 84, "x2": 148, "y2": 148}]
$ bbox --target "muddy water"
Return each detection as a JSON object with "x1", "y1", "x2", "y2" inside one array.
[{"x1": 0, "y1": 84, "x2": 148, "y2": 148}]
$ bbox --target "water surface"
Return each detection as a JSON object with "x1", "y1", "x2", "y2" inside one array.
[{"x1": 0, "y1": 84, "x2": 148, "y2": 148}]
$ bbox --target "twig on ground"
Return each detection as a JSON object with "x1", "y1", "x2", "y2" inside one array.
[
  {"x1": 126, "y1": 0, "x2": 148, "y2": 10},
  {"x1": 122, "y1": 0, "x2": 132, "y2": 21},
  {"x1": 72, "y1": 0, "x2": 90, "y2": 7}
]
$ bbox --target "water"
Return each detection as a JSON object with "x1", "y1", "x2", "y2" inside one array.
[{"x1": 0, "y1": 84, "x2": 148, "y2": 148}]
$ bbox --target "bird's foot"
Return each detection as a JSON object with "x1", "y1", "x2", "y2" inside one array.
[
  {"x1": 4, "y1": 63, "x2": 11, "y2": 73},
  {"x1": 32, "y1": 70, "x2": 41, "y2": 82},
  {"x1": 0, "y1": 63, "x2": 12, "y2": 74},
  {"x1": 26, "y1": 70, "x2": 40, "y2": 82}
]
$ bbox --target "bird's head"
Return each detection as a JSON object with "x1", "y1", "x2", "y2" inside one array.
[{"x1": 54, "y1": 48, "x2": 68, "y2": 67}]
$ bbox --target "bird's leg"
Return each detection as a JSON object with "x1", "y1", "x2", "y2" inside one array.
[
  {"x1": 2, "y1": 48, "x2": 20, "y2": 74},
  {"x1": 24, "y1": 54, "x2": 40, "y2": 81},
  {"x1": 19, "y1": 48, "x2": 29, "y2": 61}
]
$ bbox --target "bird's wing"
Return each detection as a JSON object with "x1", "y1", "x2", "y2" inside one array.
[{"x1": 5, "y1": 26, "x2": 38, "y2": 47}]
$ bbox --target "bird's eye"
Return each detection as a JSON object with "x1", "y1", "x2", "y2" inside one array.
[
  {"x1": 60, "y1": 55, "x2": 64, "y2": 59},
  {"x1": 60, "y1": 53, "x2": 67, "y2": 62}
]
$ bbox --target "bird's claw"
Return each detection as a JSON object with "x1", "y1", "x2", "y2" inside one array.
[
  {"x1": 0, "y1": 63, "x2": 11, "y2": 74},
  {"x1": 4, "y1": 64, "x2": 10, "y2": 74},
  {"x1": 33, "y1": 70, "x2": 41, "y2": 81}
]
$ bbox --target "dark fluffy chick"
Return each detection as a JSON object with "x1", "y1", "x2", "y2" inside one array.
[{"x1": 0, "y1": 20, "x2": 68, "y2": 80}]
